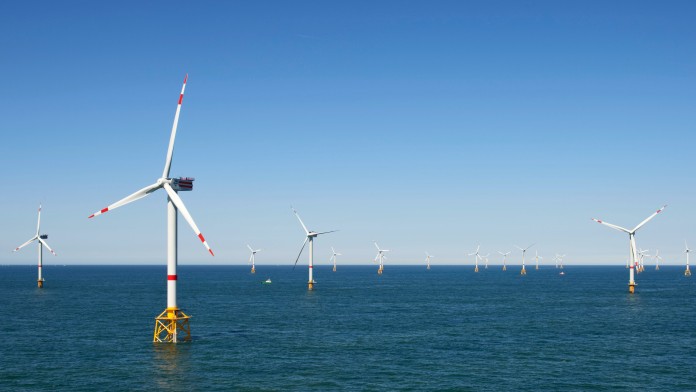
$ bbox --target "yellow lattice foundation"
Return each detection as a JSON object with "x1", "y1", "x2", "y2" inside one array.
[
  {"x1": 37, "y1": 279, "x2": 44, "y2": 288},
  {"x1": 251, "y1": 266, "x2": 256, "y2": 274},
  {"x1": 153, "y1": 308, "x2": 191, "y2": 343},
  {"x1": 685, "y1": 269, "x2": 691, "y2": 277},
  {"x1": 520, "y1": 267, "x2": 527, "y2": 276}
]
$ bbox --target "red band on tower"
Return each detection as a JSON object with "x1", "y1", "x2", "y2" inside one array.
[{"x1": 168, "y1": 275, "x2": 177, "y2": 280}]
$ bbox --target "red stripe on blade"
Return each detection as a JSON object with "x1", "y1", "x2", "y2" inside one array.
[
  {"x1": 198, "y1": 233, "x2": 205, "y2": 243},
  {"x1": 168, "y1": 275, "x2": 177, "y2": 281},
  {"x1": 100, "y1": 207, "x2": 109, "y2": 214},
  {"x1": 178, "y1": 94, "x2": 184, "y2": 104}
]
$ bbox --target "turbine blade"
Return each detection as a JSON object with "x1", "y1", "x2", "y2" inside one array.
[
  {"x1": 163, "y1": 183, "x2": 214, "y2": 256},
  {"x1": 162, "y1": 74, "x2": 188, "y2": 178},
  {"x1": 293, "y1": 237, "x2": 309, "y2": 270},
  {"x1": 374, "y1": 242, "x2": 381, "y2": 251},
  {"x1": 38, "y1": 238, "x2": 57, "y2": 256},
  {"x1": 14, "y1": 236, "x2": 37, "y2": 252},
  {"x1": 36, "y1": 204, "x2": 42, "y2": 236},
  {"x1": 632, "y1": 205, "x2": 667, "y2": 232},
  {"x1": 525, "y1": 243, "x2": 536, "y2": 251},
  {"x1": 291, "y1": 207, "x2": 310, "y2": 235},
  {"x1": 592, "y1": 218, "x2": 631, "y2": 234},
  {"x1": 247, "y1": 244, "x2": 253, "y2": 252},
  {"x1": 88, "y1": 182, "x2": 162, "y2": 218},
  {"x1": 316, "y1": 230, "x2": 338, "y2": 235}
]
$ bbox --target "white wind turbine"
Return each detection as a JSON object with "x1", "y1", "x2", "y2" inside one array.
[
  {"x1": 89, "y1": 75, "x2": 213, "y2": 343},
  {"x1": 425, "y1": 252, "x2": 433, "y2": 270},
  {"x1": 330, "y1": 247, "x2": 341, "y2": 272},
  {"x1": 653, "y1": 249, "x2": 662, "y2": 271},
  {"x1": 533, "y1": 250, "x2": 543, "y2": 270},
  {"x1": 292, "y1": 207, "x2": 337, "y2": 289},
  {"x1": 514, "y1": 243, "x2": 535, "y2": 276},
  {"x1": 468, "y1": 245, "x2": 482, "y2": 272},
  {"x1": 482, "y1": 253, "x2": 490, "y2": 269},
  {"x1": 247, "y1": 245, "x2": 261, "y2": 274},
  {"x1": 374, "y1": 242, "x2": 390, "y2": 275},
  {"x1": 684, "y1": 241, "x2": 692, "y2": 277},
  {"x1": 13, "y1": 204, "x2": 57, "y2": 288},
  {"x1": 592, "y1": 205, "x2": 666, "y2": 293},
  {"x1": 557, "y1": 254, "x2": 566, "y2": 269},
  {"x1": 637, "y1": 248, "x2": 650, "y2": 273},
  {"x1": 498, "y1": 250, "x2": 511, "y2": 271}
]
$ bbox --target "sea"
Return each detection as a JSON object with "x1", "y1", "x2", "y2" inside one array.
[{"x1": 1, "y1": 264, "x2": 694, "y2": 391}]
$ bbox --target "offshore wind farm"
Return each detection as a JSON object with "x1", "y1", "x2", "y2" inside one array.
[{"x1": 3, "y1": 1, "x2": 696, "y2": 391}]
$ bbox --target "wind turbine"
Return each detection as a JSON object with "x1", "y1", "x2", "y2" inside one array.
[
  {"x1": 330, "y1": 247, "x2": 341, "y2": 272},
  {"x1": 247, "y1": 245, "x2": 261, "y2": 274},
  {"x1": 468, "y1": 245, "x2": 482, "y2": 272},
  {"x1": 292, "y1": 207, "x2": 337, "y2": 289},
  {"x1": 684, "y1": 241, "x2": 692, "y2": 277},
  {"x1": 514, "y1": 243, "x2": 535, "y2": 276},
  {"x1": 498, "y1": 250, "x2": 511, "y2": 271},
  {"x1": 425, "y1": 252, "x2": 433, "y2": 270},
  {"x1": 554, "y1": 254, "x2": 559, "y2": 269},
  {"x1": 592, "y1": 205, "x2": 667, "y2": 293},
  {"x1": 637, "y1": 248, "x2": 650, "y2": 273},
  {"x1": 482, "y1": 254, "x2": 490, "y2": 269},
  {"x1": 557, "y1": 254, "x2": 565, "y2": 269},
  {"x1": 374, "y1": 242, "x2": 389, "y2": 275},
  {"x1": 533, "y1": 250, "x2": 543, "y2": 270},
  {"x1": 88, "y1": 75, "x2": 214, "y2": 343},
  {"x1": 13, "y1": 204, "x2": 57, "y2": 288},
  {"x1": 653, "y1": 249, "x2": 662, "y2": 271}
]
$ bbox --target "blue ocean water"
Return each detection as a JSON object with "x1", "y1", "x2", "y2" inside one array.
[{"x1": 1, "y1": 265, "x2": 694, "y2": 391}]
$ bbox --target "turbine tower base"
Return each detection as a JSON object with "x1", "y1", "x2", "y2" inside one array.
[
  {"x1": 333, "y1": 265, "x2": 336, "y2": 272},
  {"x1": 685, "y1": 269, "x2": 691, "y2": 277},
  {"x1": 502, "y1": 265, "x2": 506, "y2": 271},
  {"x1": 37, "y1": 279, "x2": 44, "y2": 288},
  {"x1": 154, "y1": 308, "x2": 191, "y2": 343},
  {"x1": 308, "y1": 281, "x2": 315, "y2": 290},
  {"x1": 251, "y1": 266, "x2": 256, "y2": 274},
  {"x1": 378, "y1": 268, "x2": 383, "y2": 275},
  {"x1": 655, "y1": 265, "x2": 659, "y2": 271},
  {"x1": 520, "y1": 267, "x2": 527, "y2": 276},
  {"x1": 474, "y1": 266, "x2": 479, "y2": 273},
  {"x1": 628, "y1": 283, "x2": 636, "y2": 294}
]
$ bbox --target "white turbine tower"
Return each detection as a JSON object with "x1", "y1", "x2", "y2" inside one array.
[
  {"x1": 374, "y1": 242, "x2": 390, "y2": 275},
  {"x1": 514, "y1": 243, "x2": 535, "y2": 276},
  {"x1": 557, "y1": 254, "x2": 565, "y2": 269},
  {"x1": 498, "y1": 251, "x2": 511, "y2": 271},
  {"x1": 89, "y1": 75, "x2": 214, "y2": 343},
  {"x1": 533, "y1": 250, "x2": 543, "y2": 270},
  {"x1": 468, "y1": 245, "x2": 482, "y2": 273},
  {"x1": 330, "y1": 247, "x2": 341, "y2": 272},
  {"x1": 684, "y1": 241, "x2": 692, "y2": 277},
  {"x1": 592, "y1": 205, "x2": 666, "y2": 293},
  {"x1": 653, "y1": 249, "x2": 662, "y2": 271},
  {"x1": 13, "y1": 204, "x2": 57, "y2": 288},
  {"x1": 425, "y1": 252, "x2": 433, "y2": 270},
  {"x1": 247, "y1": 245, "x2": 261, "y2": 274},
  {"x1": 292, "y1": 207, "x2": 337, "y2": 289},
  {"x1": 482, "y1": 254, "x2": 490, "y2": 269}
]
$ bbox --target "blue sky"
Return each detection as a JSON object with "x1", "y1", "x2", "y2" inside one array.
[{"x1": 2, "y1": 1, "x2": 694, "y2": 266}]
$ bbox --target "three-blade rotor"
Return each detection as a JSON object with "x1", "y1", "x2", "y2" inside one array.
[{"x1": 87, "y1": 75, "x2": 214, "y2": 257}]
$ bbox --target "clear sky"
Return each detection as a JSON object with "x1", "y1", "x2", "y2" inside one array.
[{"x1": 2, "y1": 1, "x2": 694, "y2": 266}]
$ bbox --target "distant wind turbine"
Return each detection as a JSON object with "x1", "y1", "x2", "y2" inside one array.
[
  {"x1": 653, "y1": 249, "x2": 662, "y2": 271},
  {"x1": 330, "y1": 247, "x2": 341, "y2": 272},
  {"x1": 247, "y1": 245, "x2": 261, "y2": 274},
  {"x1": 498, "y1": 251, "x2": 511, "y2": 271},
  {"x1": 374, "y1": 242, "x2": 389, "y2": 275},
  {"x1": 533, "y1": 250, "x2": 543, "y2": 270},
  {"x1": 514, "y1": 243, "x2": 535, "y2": 276},
  {"x1": 292, "y1": 207, "x2": 337, "y2": 290},
  {"x1": 684, "y1": 241, "x2": 692, "y2": 277},
  {"x1": 13, "y1": 204, "x2": 57, "y2": 288},
  {"x1": 468, "y1": 245, "x2": 482, "y2": 273},
  {"x1": 425, "y1": 252, "x2": 433, "y2": 270}
]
